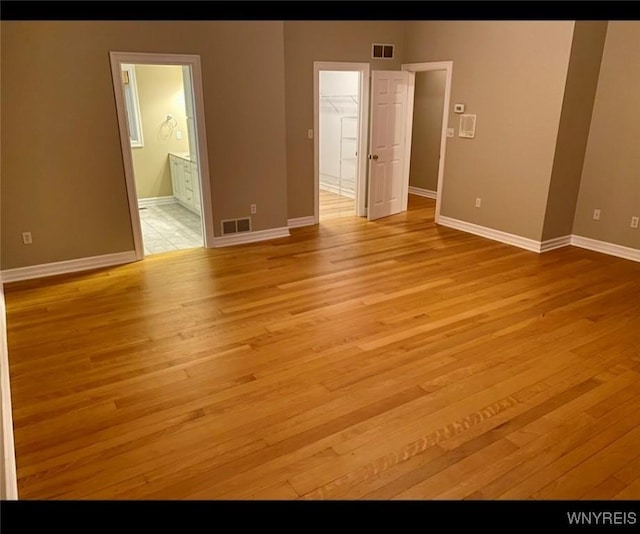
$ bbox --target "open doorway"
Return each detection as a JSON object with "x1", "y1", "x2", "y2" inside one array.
[
  {"x1": 407, "y1": 70, "x2": 447, "y2": 202},
  {"x1": 402, "y1": 62, "x2": 453, "y2": 223},
  {"x1": 110, "y1": 52, "x2": 214, "y2": 260},
  {"x1": 313, "y1": 61, "x2": 451, "y2": 226},
  {"x1": 314, "y1": 62, "x2": 370, "y2": 224},
  {"x1": 123, "y1": 64, "x2": 203, "y2": 255},
  {"x1": 319, "y1": 71, "x2": 359, "y2": 221}
]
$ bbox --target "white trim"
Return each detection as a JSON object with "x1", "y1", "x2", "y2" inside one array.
[
  {"x1": 540, "y1": 235, "x2": 572, "y2": 253},
  {"x1": 437, "y1": 216, "x2": 541, "y2": 253},
  {"x1": 408, "y1": 186, "x2": 437, "y2": 199},
  {"x1": 314, "y1": 62, "x2": 370, "y2": 224},
  {"x1": 0, "y1": 251, "x2": 137, "y2": 283},
  {"x1": 137, "y1": 196, "x2": 177, "y2": 208},
  {"x1": 401, "y1": 70, "x2": 416, "y2": 213},
  {"x1": 109, "y1": 56, "x2": 144, "y2": 260},
  {"x1": 109, "y1": 52, "x2": 215, "y2": 258},
  {"x1": 571, "y1": 235, "x2": 640, "y2": 263},
  {"x1": 288, "y1": 216, "x2": 316, "y2": 229},
  {"x1": 0, "y1": 287, "x2": 18, "y2": 500},
  {"x1": 402, "y1": 61, "x2": 453, "y2": 225},
  {"x1": 435, "y1": 217, "x2": 640, "y2": 262},
  {"x1": 212, "y1": 227, "x2": 290, "y2": 248}
]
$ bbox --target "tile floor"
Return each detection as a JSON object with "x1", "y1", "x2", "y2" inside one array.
[{"x1": 139, "y1": 202, "x2": 203, "y2": 255}]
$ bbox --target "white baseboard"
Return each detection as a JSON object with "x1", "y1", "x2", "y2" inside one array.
[
  {"x1": 571, "y1": 235, "x2": 640, "y2": 263},
  {"x1": 137, "y1": 196, "x2": 176, "y2": 208},
  {"x1": 212, "y1": 227, "x2": 290, "y2": 248},
  {"x1": 540, "y1": 235, "x2": 572, "y2": 253},
  {"x1": 437, "y1": 216, "x2": 541, "y2": 253},
  {"x1": 1, "y1": 251, "x2": 138, "y2": 283},
  {"x1": 288, "y1": 216, "x2": 316, "y2": 229},
  {"x1": 0, "y1": 288, "x2": 18, "y2": 499},
  {"x1": 319, "y1": 183, "x2": 356, "y2": 199},
  {"x1": 436, "y1": 216, "x2": 639, "y2": 262},
  {"x1": 408, "y1": 186, "x2": 437, "y2": 199}
]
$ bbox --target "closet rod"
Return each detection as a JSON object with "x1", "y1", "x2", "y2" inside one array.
[{"x1": 320, "y1": 95, "x2": 359, "y2": 103}]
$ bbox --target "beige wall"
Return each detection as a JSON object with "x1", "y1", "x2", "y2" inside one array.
[
  {"x1": 409, "y1": 70, "x2": 446, "y2": 192},
  {"x1": 573, "y1": 22, "x2": 640, "y2": 250},
  {"x1": 405, "y1": 22, "x2": 575, "y2": 240},
  {"x1": 131, "y1": 65, "x2": 190, "y2": 200},
  {"x1": 284, "y1": 21, "x2": 406, "y2": 219},
  {"x1": 542, "y1": 22, "x2": 608, "y2": 241},
  {"x1": 2, "y1": 21, "x2": 636, "y2": 272},
  {"x1": 1, "y1": 21, "x2": 287, "y2": 270}
]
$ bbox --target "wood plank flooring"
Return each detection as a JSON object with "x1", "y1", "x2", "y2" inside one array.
[
  {"x1": 4, "y1": 195, "x2": 640, "y2": 500},
  {"x1": 319, "y1": 189, "x2": 355, "y2": 220}
]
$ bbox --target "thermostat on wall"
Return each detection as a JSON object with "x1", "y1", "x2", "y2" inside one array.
[{"x1": 454, "y1": 104, "x2": 465, "y2": 113}]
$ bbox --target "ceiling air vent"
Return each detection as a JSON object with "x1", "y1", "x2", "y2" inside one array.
[
  {"x1": 221, "y1": 218, "x2": 252, "y2": 235},
  {"x1": 372, "y1": 43, "x2": 394, "y2": 60}
]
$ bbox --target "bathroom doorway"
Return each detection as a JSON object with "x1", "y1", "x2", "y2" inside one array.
[{"x1": 110, "y1": 52, "x2": 214, "y2": 259}]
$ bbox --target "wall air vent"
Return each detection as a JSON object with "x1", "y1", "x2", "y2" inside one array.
[
  {"x1": 221, "y1": 217, "x2": 252, "y2": 235},
  {"x1": 236, "y1": 218, "x2": 251, "y2": 233},
  {"x1": 459, "y1": 114, "x2": 477, "y2": 139},
  {"x1": 372, "y1": 43, "x2": 395, "y2": 60}
]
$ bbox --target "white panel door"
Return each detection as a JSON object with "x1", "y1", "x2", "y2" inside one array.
[{"x1": 368, "y1": 70, "x2": 410, "y2": 221}]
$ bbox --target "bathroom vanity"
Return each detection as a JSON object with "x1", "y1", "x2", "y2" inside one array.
[{"x1": 169, "y1": 152, "x2": 201, "y2": 215}]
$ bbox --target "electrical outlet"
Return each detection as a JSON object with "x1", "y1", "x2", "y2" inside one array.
[
  {"x1": 475, "y1": 198, "x2": 482, "y2": 208},
  {"x1": 307, "y1": 129, "x2": 314, "y2": 139},
  {"x1": 631, "y1": 216, "x2": 639, "y2": 229},
  {"x1": 22, "y1": 232, "x2": 32, "y2": 245},
  {"x1": 446, "y1": 128, "x2": 454, "y2": 138},
  {"x1": 593, "y1": 209, "x2": 601, "y2": 221},
  {"x1": 176, "y1": 130, "x2": 183, "y2": 140},
  {"x1": 251, "y1": 204, "x2": 257, "y2": 214}
]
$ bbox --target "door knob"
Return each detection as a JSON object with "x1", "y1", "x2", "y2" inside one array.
[{"x1": 368, "y1": 154, "x2": 379, "y2": 160}]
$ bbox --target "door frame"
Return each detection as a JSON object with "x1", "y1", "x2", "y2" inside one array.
[
  {"x1": 313, "y1": 61, "x2": 370, "y2": 223},
  {"x1": 109, "y1": 51, "x2": 215, "y2": 259},
  {"x1": 401, "y1": 61, "x2": 453, "y2": 223}
]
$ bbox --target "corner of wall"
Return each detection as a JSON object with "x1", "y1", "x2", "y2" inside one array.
[{"x1": 541, "y1": 21, "x2": 608, "y2": 242}]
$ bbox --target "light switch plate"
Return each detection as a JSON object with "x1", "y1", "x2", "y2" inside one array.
[
  {"x1": 308, "y1": 129, "x2": 314, "y2": 139},
  {"x1": 446, "y1": 128, "x2": 454, "y2": 138}
]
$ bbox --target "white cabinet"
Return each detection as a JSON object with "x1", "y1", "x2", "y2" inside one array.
[
  {"x1": 169, "y1": 155, "x2": 185, "y2": 202},
  {"x1": 169, "y1": 154, "x2": 201, "y2": 215},
  {"x1": 191, "y1": 162, "x2": 201, "y2": 211}
]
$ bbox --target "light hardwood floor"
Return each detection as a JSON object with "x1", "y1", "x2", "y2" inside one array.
[
  {"x1": 319, "y1": 189, "x2": 355, "y2": 220},
  {"x1": 4, "y1": 195, "x2": 640, "y2": 500}
]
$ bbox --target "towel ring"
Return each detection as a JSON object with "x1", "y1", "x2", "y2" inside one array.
[{"x1": 165, "y1": 115, "x2": 178, "y2": 128}]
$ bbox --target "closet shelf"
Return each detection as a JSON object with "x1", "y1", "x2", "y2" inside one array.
[
  {"x1": 320, "y1": 94, "x2": 359, "y2": 100},
  {"x1": 319, "y1": 92, "x2": 359, "y2": 198},
  {"x1": 320, "y1": 94, "x2": 359, "y2": 112}
]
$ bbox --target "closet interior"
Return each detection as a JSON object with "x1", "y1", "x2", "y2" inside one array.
[{"x1": 319, "y1": 71, "x2": 360, "y2": 218}]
